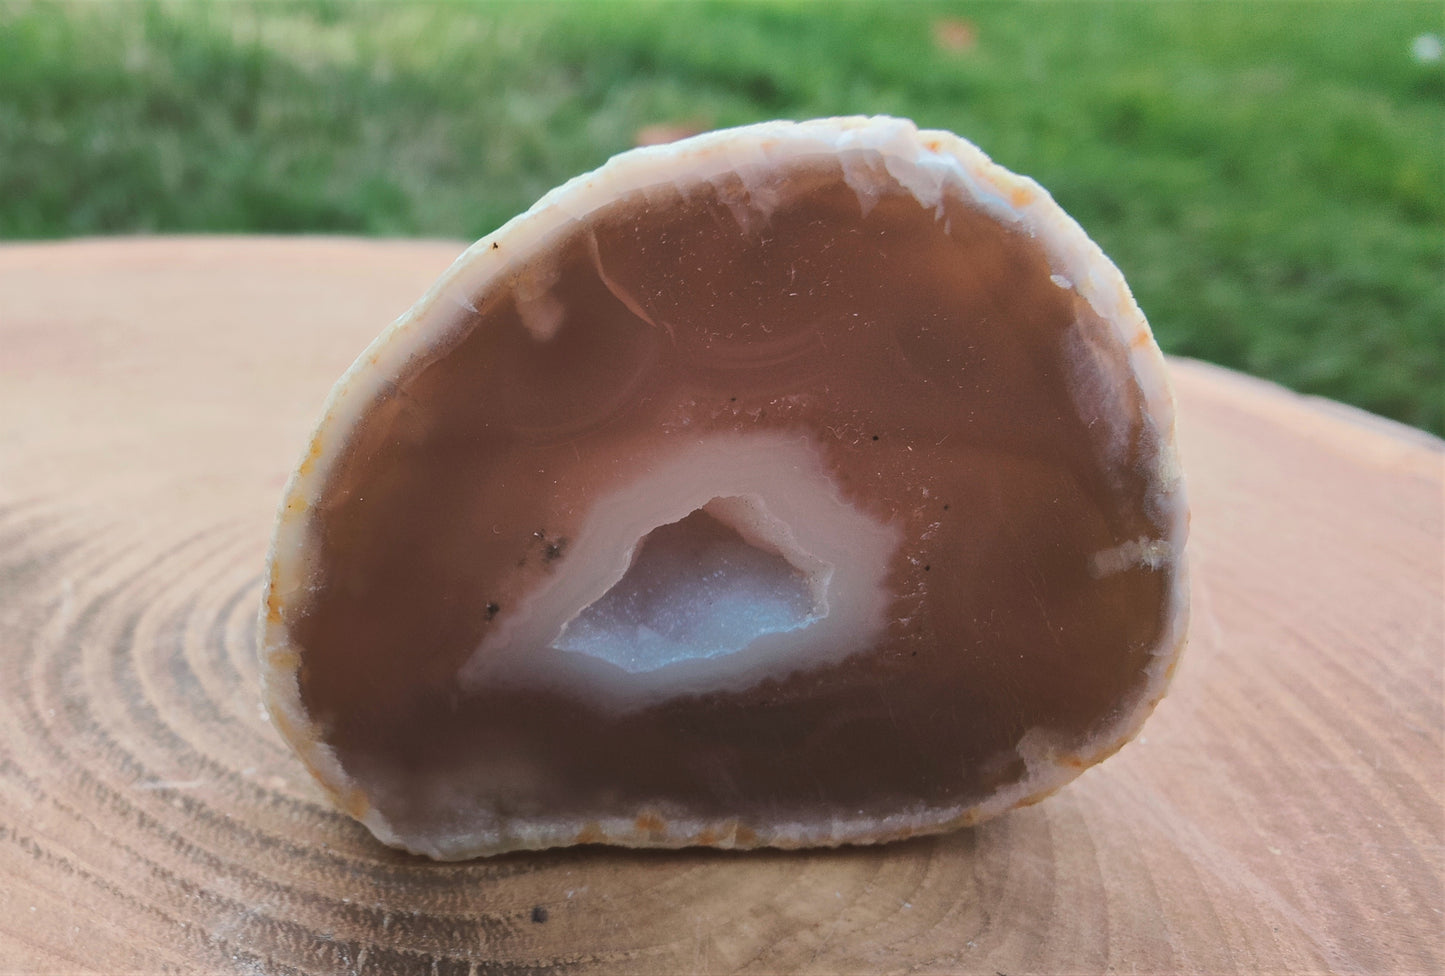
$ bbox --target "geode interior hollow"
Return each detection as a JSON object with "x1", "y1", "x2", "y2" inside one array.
[{"x1": 259, "y1": 116, "x2": 1188, "y2": 859}]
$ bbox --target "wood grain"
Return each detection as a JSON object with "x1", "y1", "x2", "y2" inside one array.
[{"x1": 0, "y1": 237, "x2": 1440, "y2": 975}]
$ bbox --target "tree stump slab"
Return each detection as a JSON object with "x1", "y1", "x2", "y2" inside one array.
[{"x1": 1, "y1": 238, "x2": 1439, "y2": 975}]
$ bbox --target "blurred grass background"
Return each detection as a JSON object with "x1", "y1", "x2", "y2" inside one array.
[{"x1": 2, "y1": 0, "x2": 1441, "y2": 433}]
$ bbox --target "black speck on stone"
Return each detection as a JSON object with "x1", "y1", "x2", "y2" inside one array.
[
  {"x1": 531, "y1": 906, "x2": 549, "y2": 924},
  {"x1": 543, "y1": 537, "x2": 568, "y2": 563},
  {"x1": 485, "y1": 602, "x2": 500, "y2": 621},
  {"x1": 872, "y1": 435, "x2": 880, "y2": 441},
  {"x1": 491, "y1": 241, "x2": 500, "y2": 250}
]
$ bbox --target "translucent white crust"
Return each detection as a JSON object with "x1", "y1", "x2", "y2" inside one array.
[
  {"x1": 457, "y1": 432, "x2": 901, "y2": 710},
  {"x1": 258, "y1": 116, "x2": 1190, "y2": 856}
]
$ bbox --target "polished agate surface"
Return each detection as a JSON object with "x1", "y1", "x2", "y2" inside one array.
[{"x1": 261, "y1": 118, "x2": 1188, "y2": 858}]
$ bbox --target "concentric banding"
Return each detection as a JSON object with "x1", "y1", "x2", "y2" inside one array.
[{"x1": 259, "y1": 116, "x2": 1188, "y2": 858}]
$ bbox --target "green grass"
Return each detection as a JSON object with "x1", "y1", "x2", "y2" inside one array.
[{"x1": 2, "y1": 0, "x2": 1442, "y2": 433}]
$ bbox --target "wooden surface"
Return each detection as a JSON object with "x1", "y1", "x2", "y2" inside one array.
[{"x1": 0, "y1": 237, "x2": 1440, "y2": 976}]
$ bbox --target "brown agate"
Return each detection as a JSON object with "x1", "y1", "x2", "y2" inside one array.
[{"x1": 259, "y1": 117, "x2": 1189, "y2": 859}]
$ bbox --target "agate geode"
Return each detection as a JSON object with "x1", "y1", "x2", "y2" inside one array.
[{"x1": 259, "y1": 117, "x2": 1188, "y2": 859}]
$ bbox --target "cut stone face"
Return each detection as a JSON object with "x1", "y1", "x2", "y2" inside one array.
[{"x1": 260, "y1": 117, "x2": 1189, "y2": 859}]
